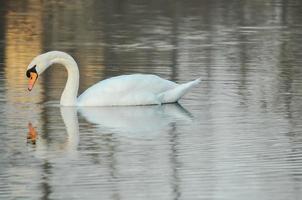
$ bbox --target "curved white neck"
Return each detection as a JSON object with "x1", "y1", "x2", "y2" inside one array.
[{"x1": 50, "y1": 53, "x2": 79, "y2": 106}]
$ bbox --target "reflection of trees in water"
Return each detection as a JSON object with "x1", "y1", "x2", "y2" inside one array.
[
  {"x1": 41, "y1": 0, "x2": 302, "y2": 96},
  {"x1": 1, "y1": 1, "x2": 49, "y2": 199},
  {"x1": 1, "y1": 0, "x2": 302, "y2": 199}
]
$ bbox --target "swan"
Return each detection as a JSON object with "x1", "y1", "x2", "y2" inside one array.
[{"x1": 26, "y1": 51, "x2": 201, "y2": 106}]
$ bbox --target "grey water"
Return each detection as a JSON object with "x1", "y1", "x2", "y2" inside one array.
[{"x1": 1, "y1": 0, "x2": 302, "y2": 199}]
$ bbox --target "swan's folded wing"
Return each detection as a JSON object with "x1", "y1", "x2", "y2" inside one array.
[{"x1": 77, "y1": 74, "x2": 177, "y2": 106}]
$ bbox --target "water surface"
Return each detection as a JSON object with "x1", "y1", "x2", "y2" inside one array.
[{"x1": 1, "y1": 0, "x2": 302, "y2": 199}]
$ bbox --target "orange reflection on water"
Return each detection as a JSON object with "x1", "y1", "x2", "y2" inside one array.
[
  {"x1": 27, "y1": 122, "x2": 38, "y2": 144},
  {"x1": 4, "y1": 0, "x2": 44, "y2": 104}
]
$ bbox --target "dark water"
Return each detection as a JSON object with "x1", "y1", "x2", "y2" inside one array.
[{"x1": 1, "y1": 0, "x2": 302, "y2": 199}]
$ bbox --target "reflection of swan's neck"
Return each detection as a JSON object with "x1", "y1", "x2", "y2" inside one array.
[
  {"x1": 51, "y1": 53, "x2": 79, "y2": 106},
  {"x1": 60, "y1": 107, "x2": 79, "y2": 151}
]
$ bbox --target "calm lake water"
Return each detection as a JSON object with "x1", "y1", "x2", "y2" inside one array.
[{"x1": 1, "y1": 0, "x2": 302, "y2": 199}]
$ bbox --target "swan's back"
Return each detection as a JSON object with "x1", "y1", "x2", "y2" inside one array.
[{"x1": 77, "y1": 74, "x2": 178, "y2": 106}]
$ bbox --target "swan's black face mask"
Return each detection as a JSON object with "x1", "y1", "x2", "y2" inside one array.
[
  {"x1": 26, "y1": 65, "x2": 38, "y2": 91},
  {"x1": 26, "y1": 65, "x2": 37, "y2": 78}
]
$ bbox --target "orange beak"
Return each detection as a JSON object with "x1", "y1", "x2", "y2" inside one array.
[{"x1": 28, "y1": 72, "x2": 38, "y2": 91}]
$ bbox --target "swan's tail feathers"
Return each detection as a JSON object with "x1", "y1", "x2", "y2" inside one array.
[{"x1": 158, "y1": 78, "x2": 201, "y2": 103}]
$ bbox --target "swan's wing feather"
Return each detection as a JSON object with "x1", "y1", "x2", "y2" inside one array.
[
  {"x1": 77, "y1": 74, "x2": 177, "y2": 106},
  {"x1": 158, "y1": 78, "x2": 201, "y2": 103}
]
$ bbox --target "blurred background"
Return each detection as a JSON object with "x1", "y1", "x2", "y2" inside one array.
[{"x1": 0, "y1": 0, "x2": 302, "y2": 199}]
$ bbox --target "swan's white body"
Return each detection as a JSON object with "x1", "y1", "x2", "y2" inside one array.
[
  {"x1": 78, "y1": 74, "x2": 200, "y2": 106},
  {"x1": 26, "y1": 51, "x2": 200, "y2": 106}
]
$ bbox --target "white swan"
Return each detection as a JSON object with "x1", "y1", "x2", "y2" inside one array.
[{"x1": 26, "y1": 51, "x2": 201, "y2": 106}]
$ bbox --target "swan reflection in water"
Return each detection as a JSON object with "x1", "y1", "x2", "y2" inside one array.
[
  {"x1": 29, "y1": 103, "x2": 193, "y2": 150},
  {"x1": 78, "y1": 103, "x2": 193, "y2": 138}
]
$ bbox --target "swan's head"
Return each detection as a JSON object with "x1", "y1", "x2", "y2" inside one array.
[{"x1": 26, "y1": 51, "x2": 63, "y2": 91}]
